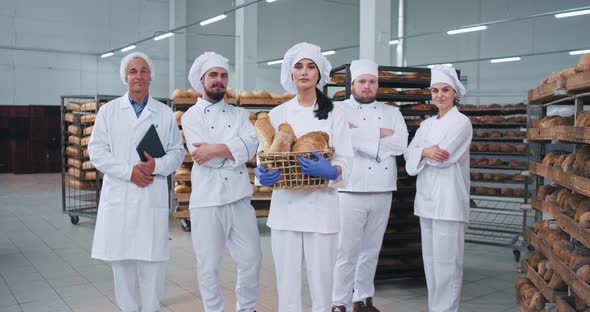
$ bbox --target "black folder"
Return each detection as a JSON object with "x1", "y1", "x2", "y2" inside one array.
[{"x1": 136, "y1": 124, "x2": 165, "y2": 162}]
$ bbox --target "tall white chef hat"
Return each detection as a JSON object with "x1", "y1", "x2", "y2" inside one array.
[
  {"x1": 120, "y1": 52, "x2": 154, "y2": 85},
  {"x1": 430, "y1": 65, "x2": 466, "y2": 101},
  {"x1": 188, "y1": 52, "x2": 230, "y2": 92},
  {"x1": 350, "y1": 59, "x2": 378, "y2": 82},
  {"x1": 280, "y1": 42, "x2": 332, "y2": 94}
]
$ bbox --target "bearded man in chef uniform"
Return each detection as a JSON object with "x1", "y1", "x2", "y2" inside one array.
[
  {"x1": 88, "y1": 52, "x2": 185, "y2": 312},
  {"x1": 331, "y1": 59, "x2": 408, "y2": 312},
  {"x1": 181, "y1": 52, "x2": 262, "y2": 312}
]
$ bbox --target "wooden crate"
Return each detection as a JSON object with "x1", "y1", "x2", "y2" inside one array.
[
  {"x1": 528, "y1": 81, "x2": 567, "y2": 104},
  {"x1": 239, "y1": 98, "x2": 284, "y2": 106},
  {"x1": 524, "y1": 261, "x2": 561, "y2": 303},
  {"x1": 549, "y1": 247, "x2": 590, "y2": 306},
  {"x1": 556, "y1": 126, "x2": 590, "y2": 144},
  {"x1": 566, "y1": 71, "x2": 590, "y2": 93},
  {"x1": 529, "y1": 162, "x2": 549, "y2": 177},
  {"x1": 555, "y1": 212, "x2": 590, "y2": 248},
  {"x1": 527, "y1": 128, "x2": 556, "y2": 141}
]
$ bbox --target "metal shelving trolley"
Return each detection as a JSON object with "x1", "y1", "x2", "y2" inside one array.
[{"x1": 61, "y1": 95, "x2": 171, "y2": 224}]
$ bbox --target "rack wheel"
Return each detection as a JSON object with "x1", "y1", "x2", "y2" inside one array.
[
  {"x1": 513, "y1": 249, "x2": 521, "y2": 262},
  {"x1": 70, "y1": 215, "x2": 79, "y2": 225},
  {"x1": 181, "y1": 219, "x2": 191, "y2": 232}
]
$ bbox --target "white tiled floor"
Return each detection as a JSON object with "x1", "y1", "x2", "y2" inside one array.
[{"x1": 0, "y1": 173, "x2": 521, "y2": 312}]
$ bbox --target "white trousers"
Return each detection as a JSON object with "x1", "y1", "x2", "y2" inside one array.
[
  {"x1": 332, "y1": 192, "x2": 392, "y2": 310},
  {"x1": 420, "y1": 217, "x2": 465, "y2": 312},
  {"x1": 271, "y1": 229, "x2": 338, "y2": 312},
  {"x1": 190, "y1": 198, "x2": 262, "y2": 312},
  {"x1": 111, "y1": 259, "x2": 167, "y2": 312}
]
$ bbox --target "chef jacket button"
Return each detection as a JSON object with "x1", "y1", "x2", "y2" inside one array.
[
  {"x1": 369, "y1": 167, "x2": 372, "y2": 170},
  {"x1": 206, "y1": 109, "x2": 209, "y2": 112},
  {"x1": 374, "y1": 106, "x2": 377, "y2": 109},
  {"x1": 378, "y1": 117, "x2": 381, "y2": 120},
  {"x1": 225, "y1": 177, "x2": 228, "y2": 180},
  {"x1": 211, "y1": 126, "x2": 214, "y2": 129},
  {"x1": 240, "y1": 171, "x2": 243, "y2": 174},
  {"x1": 228, "y1": 125, "x2": 231, "y2": 128},
  {"x1": 363, "y1": 118, "x2": 366, "y2": 120},
  {"x1": 385, "y1": 167, "x2": 388, "y2": 170},
  {"x1": 223, "y1": 110, "x2": 225, "y2": 112}
]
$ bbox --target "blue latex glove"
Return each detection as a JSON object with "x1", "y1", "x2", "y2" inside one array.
[
  {"x1": 298, "y1": 151, "x2": 339, "y2": 180},
  {"x1": 254, "y1": 165, "x2": 281, "y2": 186}
]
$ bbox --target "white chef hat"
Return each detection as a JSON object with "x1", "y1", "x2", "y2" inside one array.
[
  {"x1": 430, "y1": 64, "x2": 466, "y2": 101},
  {"x1": 188, "y1": 52, "x2": 230, "y2": 92},
  {"x1": 119, "y1": 52, "x2": 154, "y2": 85},
  {"x1": 350, "y1": 59, "x2": 378, "y2": 82},
  {"x1": 280, "y1": 42, "x2": 332, "y2": 94}
]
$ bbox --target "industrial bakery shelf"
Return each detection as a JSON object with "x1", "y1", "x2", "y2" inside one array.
[
  {"x1": 529, "y1": 162, "x2": 590, "y2": 198},
  {"x1": 471, "y1": 179, "x2": 530, "y2": 185},
  {"x1": 459, "y1": 107, "x2": 527, "y2": 116},
  {"x1": 470, "y1": 123, "x2": 527, "y2": 129},
  {"x1": 470, "y1": 164, "x2": 527, "y2": 170},
  {"x1": 470, "y1": 152, "x2": 528, "y2": 156},
  {"x1": 529, "y1": 197, "x2": 557, "y2": 217},
  {"x1": 521, "y1": 260, "x2": 564, "y2": 304},
  {"x1": 472, "y1": 137, "x2": 526, "y2": 142}
]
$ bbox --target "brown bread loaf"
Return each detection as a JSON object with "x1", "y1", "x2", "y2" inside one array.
[
  {"x1": 537, "y1": 185, "x2": 559, "y2": 200},
  {"x1": 500, "y1": 144, "x2": 516, "y2": 152},
  {"x1": 573, "y1": 146, "x2": 590, "y2": 176},
  {"x1": 575, "y1": 52, "x2": 590, "y2": 73},
  {"x1": 254, "y1": 116, "x2": 276, "y2": 152},
  {"x1": 514, "y1": 277, "x2": 530, "y2": 291},
  {"x1": 268, "y1": 124, "x2": 296, "y2": 153},
  {"x1": 577, "y1": 265, "x2": 590, "y2": 284},
  {"x1": 292, "y1": 131, "x2": 329, "y2": 152},
  {"x1": 575, "y1": 111, "x2": 590, "y2": 127}
]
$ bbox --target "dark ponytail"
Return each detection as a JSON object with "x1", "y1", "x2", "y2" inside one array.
[{"x1": 314, "y1": 87, "x2": 333, "y2": 120}]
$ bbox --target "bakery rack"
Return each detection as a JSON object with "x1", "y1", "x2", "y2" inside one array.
[
  {"x1": 60, "y1": 95, "x2": 172, "y2": 225},
  {"x1": 327, "y1": 64, "x2": 437, "y2": 280},
  {"x1": 516, "y1": 64, "x2": 590, "y2": 310}
]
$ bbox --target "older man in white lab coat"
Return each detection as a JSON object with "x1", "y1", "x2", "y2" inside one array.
[
  {"x1": 182, "y1": 52, "x2": 261, "y2": 312},
  {"x1": 332, "y1": 59, "x2": 408, "y2": 312},
  {"x1": 88, "y1": 52, "x2": 184, "y2": 312}
]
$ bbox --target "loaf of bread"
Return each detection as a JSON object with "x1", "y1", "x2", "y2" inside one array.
[
  {"x1": 542, "y1": 151, "x2": 568, "y2": 166},
  {"x1": 82, "y1": 160, "x2": 94, "y2": 170},
  {"x1": 64, "y1": 112, "x2": 79, "y2": 123},
  {"x1": 80, "y1": 136, "x2": 90, "y2": 146},
  {"x1": 187, "y1": 88, "x2": 201, "y2": 98},
  {"x1": 537, "y1": 185, "x2": 559, "y2": 200},
  {"x1": 577, "y1": 265, "x2": 590, "y2": 284},
  {"x1": 573, "y1": 146, "x2": 590, "y2": 176},
  {"x1": 253, "y1": 90, "x2": 272, "y2": 99},
  {"x1": 501, "y1": 187, "x2": 514, "y2": 196},
  {"x1": 239, "y1": 91, "x2": 255, "y2": 99},
  {"x1": 471, "y1": 172, "x2": 482, "y2": 180},
  {"x1": 67, "y1": 158, "x2": 82, "y2": 168},
  {"x1": 488, "y1": 158, "x2": 503, "y2": 166},
  {"x1": 574, "y1": 198, "x2": 590, "y2": 222},
  {"x1": 83, "y1": 125, "x2": 94, "y2": 136},
  {"x1": 254, "y1": 116, "x2": 275, "y2": 152},
  {"x1": 66, "y1": 146, "x2": 82, "y2": 157},
  {"x1": 516, "y1": 144, "x2": 527, "y2": 153},
  {"x1": 331, "y1": 73, "x2": 346, "y2": 84},
  {"x1": 575, "y1": 53, "x2": 590, "y2": 73},
  {"x1": 511, "y1": 174, "x2": 526, "y2": 182},
  {"x1": 171, "y1": 89, "x2": 186, "y2": 99},
  {"x1": 68, "y1": 125, "x2": 82, "y2": 136},
  {"x1": 224, "y1": 88, "x2": 234, "y2": 99},
  {"x1": 482, "y1": 173, "x2": 493, "y2": 180},
  {"x1": 403, "y1": 89, "x2": 430, "y2": 95},
  {"x1": 69, "y1": 178, "x2": 94, "y2": 190},
  {"x1": 580, "y1": 212, "x2": 590, "y2": 228},
  {"x1": 68, "y1": 167, "x2": 83, "y2": 178},
  {"x1": 268, "y1": 125, "x2": 296, "y2": 153},
  {"x1": 575, "y1": 111, "x2": 590, "y2": 127},
  {"x1": 85, "y1": 171, "x2": 97, "y2": 180},
  {"x1": 176, "y1": 167, "x2": 191, "y2": 176},
  {"x1": 259, "y1": 186, "x2": 272, "y2": 193},
  {"x1": 68, "y1": 135, "x2": 82, "y2": 145},
  {"x1": 378, "y1": 87, "x2": 398, "y2": 94},
  {"x1": 473, "y1": 130, "x2": 487, "y2": 138},
  {"x1": 292, "y1": 131, "x2": 329, "y2": 152},
  {"x1": 540, "y1": 115, "x2": 574, "y2": 128},
  {"x1": 469, "y1": 144, "x2": 478, "y2": 152},
  {"x1": 174, "y1": 184, "x2": 191, "y2": 193},
  {"x1": 569, "y1": 254, "x2": 590, "y2": 271},
  {"x1": 80, "y1": 114, "x2": 95, "y2": 123},
  {"x1": 500, "y1": 144, "x2": 516, "y2": 153},
  {"x1": 506, "y1": 116, "x2": 527, "y2": 123},
  {"x1": 487, "y1": 144, "x2": 501, "y2": 152},
  {"x1": 333, "y1": 90, "x2": 346, "y2": 98},
  {"x1": 493, "y1": 173, "x2": 509, "y2": 181},
  {"x1": 515, "y1": 277, "x2": 530, "y2": 291}
]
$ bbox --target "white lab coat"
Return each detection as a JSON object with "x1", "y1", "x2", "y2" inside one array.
[
  {"x1": 181, "y1": 97, "x2": 258, "y2": 208},
  {"x1": 264, "y1": 97, "x2": 354, "y2": 234},
  {"x1": 338, "y1": 98, "x2": 408, "y2": 192},
  {"x1": 404, "y1": 106, "x2": 472, "y2": 222},
  {"x1": 89, "y1": 93, "x2": 184, "y2": 261}
]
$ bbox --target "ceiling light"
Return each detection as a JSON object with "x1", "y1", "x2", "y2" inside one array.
[
  {"x1": 121, "y1": 45, "x2": 136, "y2": 52},
  {"x1": 101, "y1": 52, "x2": 114, "y2": 58},
  {"x1": 427, "y1": 63, "x2": 452, "y2": 68},
  {"x1": 555, "y1": 9, "x2": 590, "y2": 18},
  {"x1": 154, "y1": 32, "x2": 174, "y2": 41},
  {"x1": 447, "y1": 25, "x2": 487, "y2": 35},
  {"x1": 200, "y1": 14, "x2": 227, "y2": 26},
  {"x1": 569, "y1": 49, "x2": 590, "y2": 55},
  {"x1": 321, "y1": 50, "x2": 336, "y2": 56},
  {"x1": 266, "y1": 0, "x2": 278, "y2": 2},
  {"x1": 490, "y1": 57, "x2": 521, "y2": 63},
  {"x1": 389, "y1": 40, "x2": 399, "y2": 45},
  {"x1": 267, "y1": 59, "x2": 283, "y2": 65}
]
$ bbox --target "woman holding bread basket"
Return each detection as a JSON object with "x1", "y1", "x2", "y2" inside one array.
[
  {"x1": 404, "y1": 65, "x2": 472, "y2": 312},
  {"x1": 254, "y1": 42, "x2": 353, "y2": 312}
]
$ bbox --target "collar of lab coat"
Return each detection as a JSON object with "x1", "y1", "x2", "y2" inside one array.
[
  {"x1": 437, "y1": 105, "x2": 459, "y2": 120},
  {"x1": 195, "y1": 97, "x2": 227, "y2": 114},
  {"x1": 347, "y1": 96, "x2": 378, "y2": 110},
  {"x1": 120, "y1": 92, "x2": 157, "y2": 114}
]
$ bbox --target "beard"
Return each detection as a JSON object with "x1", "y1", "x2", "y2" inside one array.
[
  {"x1": 204, "y1": 83, "x2": 226, "y2": 102},
  {"x1": 353, "y1": 94, "x2": 376, "y2": 104}
]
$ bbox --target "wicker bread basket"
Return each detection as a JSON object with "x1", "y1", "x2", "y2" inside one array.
[{"x1": 258, "y1": 147, "x2": 334, "y2": 189}]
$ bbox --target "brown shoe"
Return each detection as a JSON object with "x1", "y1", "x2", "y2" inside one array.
[
  {"x1": 363, "y1": 297, "x2": 380, "y2": 312},
  {"x1": 332, "y1": 305, "x2": 346, "y2": 312},
  {"x1": 353, "y1": 301, "x2": 365, "y2": 312}
]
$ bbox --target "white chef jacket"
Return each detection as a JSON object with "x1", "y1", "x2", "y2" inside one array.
[
  {"x1": 404, "y1": 106, "x2": 472, "y2": 222},
  {"x1": 181, "y1": 97, "x2": 258, "y2": 208},
  {"x1": 263, "y1": 97, "x2": 354, "y2": 234},
  {"x1": 89, "y1": 93, "x2": 184, "y2": 261},
  {"x1": 338, "y1": 98, "x2": 408, "y2": 192}
]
